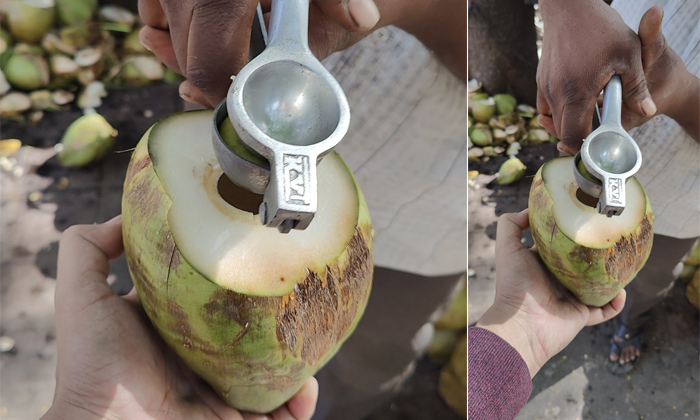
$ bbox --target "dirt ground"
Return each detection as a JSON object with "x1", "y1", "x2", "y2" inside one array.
[
  {"x1": 0, "y1": 85, "x2": 459, "y2": 420},
  {"x1": 468, "y1": 146, "x2": 700, "y2": 420}
]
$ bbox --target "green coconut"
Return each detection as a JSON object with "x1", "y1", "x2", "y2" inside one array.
[
  {"x1": 427, "y1": 329, "x2": 459, "y2": 366},
  {"x1": 6, "y1": 0, "x2": 55, "y2": 44},
  {"x1": 526, "y1": 129, "x2": 550, "y2": 145},
  {"x1": 680, "y1": 264, "x2": 697, "y2": 283},
  {"x1": 438, "y1": 334, "x2": 466, "y2": 418},
  {"x1": 58, "y1": 112, "x2": 116, "y2": 167},
  {"x1": 493, "y1": 93, "x2": 516, "y2": 115},
  {"x1": 468, "y1": 123, "x2": 492, "y2": 147},
  {"x1": 121, "y1": 28, "x2": 151, "y2": 55},
  {"x1": 121, "y1": 110, "x2": 374, "y2": 413},
  {"x1": 528, "y1": 116, "x2": 543, "y2": 130},
  {"x1": 3, "y1": 47, "x2": 49, "y2": 90},
  {"x1": 434, "y1": 280, "x2": 467, "y2": 330},
  {"x1": 497, "y1": 157, "x2": 526, "y2": 185},
  {"x1": 684, "y1": 241, "x2": 700, "y2": 266},
  {"x1": 529, "y1": 157, "x2": 653, "y2": 306},
  {"x1": 120, "y1": 55, "x2": 164, "y2": 86},
  {"x1": 55, "y1": 0, "x2": 96, "y2": 26},
  {"x1": 469, "y1": 97, "x2": 495, "y2": 123}
]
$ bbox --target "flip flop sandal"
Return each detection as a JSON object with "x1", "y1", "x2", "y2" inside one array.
[{"x1": 609, "y1": 323, "x2": 643, "y2": 374}]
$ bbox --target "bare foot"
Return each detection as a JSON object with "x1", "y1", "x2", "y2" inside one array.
[{"x1": 610, "y1": 334, "x2": 641, "y2": 364}]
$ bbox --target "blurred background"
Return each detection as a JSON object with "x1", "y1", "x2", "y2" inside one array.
[{"x1": 0, "y1": 0, "x2": 467, "y2": 419}]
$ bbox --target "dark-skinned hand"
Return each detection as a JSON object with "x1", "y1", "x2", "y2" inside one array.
[
  {"x1": 137, "y1": 0, "x2": 388, "y2": 107},
  {"x1": 536, "y1": 0, "x2": 658, "y2": 153},
  {"x1": 538, "y1": 6, "x2": 697, "y2": 155}
]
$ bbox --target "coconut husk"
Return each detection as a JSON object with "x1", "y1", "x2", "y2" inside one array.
[
  {"x1": 7, "y1": 0, "x2": 56, "y2": 44},
  {"x1": 0, "y1": 91, "x2": 32, "y2": 116}
]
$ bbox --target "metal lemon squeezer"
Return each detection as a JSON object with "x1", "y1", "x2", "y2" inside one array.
[
  {"x1": 212, "y1": 0, "x2": 351, "y2": 233},
  {"x1": 573, "y1": 75, "x2": 643, "y2": 218}
]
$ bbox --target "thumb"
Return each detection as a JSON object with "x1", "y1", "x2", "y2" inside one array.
[
  {"x1": 639, "y1": 6, "x2": 666, "y2": 66},
  {"x1": 495, "y1": 210, "x2": 530, "y2": 259},
  {"x1": 274, "y1": 377, "x2": 319, "y2": 420},
  {"x1": 55, "y1": 216, "x2": 124, "y2": 316},
  {"x1": 314, "y1": 0, "x2": 381, "y2": 31},
  {"x1": 619, "y1": 44, "x2": 657, "y2": 118}
]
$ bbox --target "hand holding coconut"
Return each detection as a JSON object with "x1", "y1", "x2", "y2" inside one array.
[
  {"x1": 42, "y1": 217, "x2": 319, "y2": 420},
  {"x1": 476, "y1": 210, "x2": 626, "y2": 378}
]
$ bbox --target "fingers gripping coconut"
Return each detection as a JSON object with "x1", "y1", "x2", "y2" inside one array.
[
  {"x1": 528, "y1": 157, "x2": 653, "y2": 307},
  {"x1": 121, "y1": 110, "x2": 373, "y2": 413}
]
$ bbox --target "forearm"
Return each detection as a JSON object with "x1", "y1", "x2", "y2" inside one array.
[
  {"x1": 476, "y1": 312, "x2": 545, "y2": 378},
  {"x1": 468, "y1": 327, "x2": 533, "y2": 419},
  {"x1": 394, "y1": 0, "x2": 466, "y2": 82}
]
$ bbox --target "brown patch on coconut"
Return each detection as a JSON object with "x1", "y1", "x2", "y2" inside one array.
[
  {"x1": 124, "y1": 154, "x2": 151, "y2": 186},
  {"x1": 197, "y1": 227, "x2": 372, "y2": 367},
  {"x1": 125, "y1": 250, "x2": 160, "y2": 317},
  {"x1": 605, "y1": 214, "x2": 653, "y2": 282},
  {"x1": 204, "y1": 291, "x2": 259, "y2": 328},
  {"x1": 128, "y1": 177, "x2": 164, "y2": 221},
  {"x1": 275, "y1": 227, "x2": 372, "y2": 366},
  {"x1": 528, "y1": 179, "x2": 548, "y2": 214}
]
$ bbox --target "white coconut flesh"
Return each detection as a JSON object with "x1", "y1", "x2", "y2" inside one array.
[
  {"x1": 148, "y1": 111, "x2": 360, "y2": 296},
  {"x1": 543, "y1": 158, "x2": 645, "y2": 248}
]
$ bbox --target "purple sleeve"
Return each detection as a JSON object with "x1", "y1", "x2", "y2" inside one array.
[{"x1": 468, "y1": 327, "x2": 532, "y2": 420}]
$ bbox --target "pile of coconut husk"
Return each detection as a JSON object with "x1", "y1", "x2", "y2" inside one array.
[
  {"x1": 0, "y1": 0, "x2": 182, "y2": 121},
  {"x1": 468, "y1": 78, "x2": 559, "y2": 185},
  {"x1": 426, "y1": 278, "x2": 467, "y2": 418}
]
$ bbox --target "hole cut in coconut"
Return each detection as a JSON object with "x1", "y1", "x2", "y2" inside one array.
[
  {"x1": 217, "y1": 174, "x2": 262, "y2": 215},
  {"x1": 575, "y1": 188, "x2": 598, "y2": 208}
]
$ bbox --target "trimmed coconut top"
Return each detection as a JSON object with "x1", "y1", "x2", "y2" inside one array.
[
  {"x1": 74, "y1": 47, "x2": 102, "y2": 67},
  {"x1": 148, "y1": 111, "x2": 362, "y2": 296},
  {"x1": 99, "y1": 5, "x2": 136, "y2": 25},
  {"x1": 51, "y1": 55, "x2": 79, "y2": 74},
  {"x1": 543, "y1": 157, "x2": 647, "y2": 248}
]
